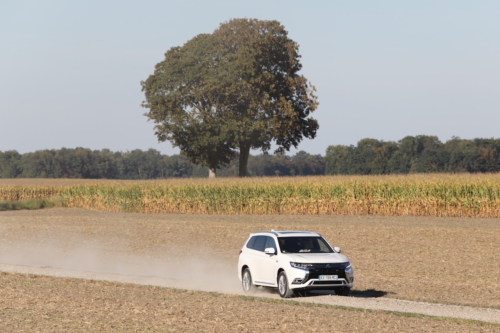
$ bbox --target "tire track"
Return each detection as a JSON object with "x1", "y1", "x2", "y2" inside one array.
[{"x1": 1, "y1": 263, "x2": 499, "y2": 325}]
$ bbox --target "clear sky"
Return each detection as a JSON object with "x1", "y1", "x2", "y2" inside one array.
[{"x1": 1, "y1": 0, "x2": 499, "y2": 156}]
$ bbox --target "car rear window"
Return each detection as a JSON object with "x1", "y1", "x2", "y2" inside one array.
[
  {"x1": 246, "y1": 236, "x2": 257, "y2": 249},
  {"x1": 246, "y1": 235, "x2": 276, "y2": 252},
  {"x1": 253, "y1": 236, "x2": 267, "y2": 252}
]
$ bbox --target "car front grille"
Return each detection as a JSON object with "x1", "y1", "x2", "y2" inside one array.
[{"x1": 307, "y1": 263, "x2": 348, "y2": 281}]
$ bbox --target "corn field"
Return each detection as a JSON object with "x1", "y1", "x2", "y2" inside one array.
[{"x1": 1, "y1": 174, "x2": 500, "y2": 217}]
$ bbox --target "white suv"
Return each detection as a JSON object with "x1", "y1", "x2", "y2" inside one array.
[{"x1": 238, "y1": 231, "x2": 354, "y2": 298}]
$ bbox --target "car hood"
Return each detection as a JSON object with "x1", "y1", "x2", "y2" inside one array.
[{"x1": 283, "y1": 252, "x2": 349, "y2": 263}]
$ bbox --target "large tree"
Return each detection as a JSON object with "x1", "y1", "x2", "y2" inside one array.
[{"x1": 142, "y1": 18, "x2": 319, "y2": 177}]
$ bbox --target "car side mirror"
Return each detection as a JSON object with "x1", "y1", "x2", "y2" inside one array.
[
  {"x1": 334, "y1": 247, "x2": 342, "y2": 253},
  {"x1": 264, "y1": 247, "x2": 276, "y2": 255}
]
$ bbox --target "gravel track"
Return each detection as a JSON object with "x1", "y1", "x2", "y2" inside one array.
[{"x1": 2, "y1": 263, "x2": 499, "y2": 325}]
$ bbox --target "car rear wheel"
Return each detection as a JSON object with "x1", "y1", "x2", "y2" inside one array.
[
  {"x1": 242, "y1": 268, "x2": 256, "y2": 293},
  {"x1": 335, "y1": 287, "x2": 351, "y2": 296},
  {"x1": 278, "y1": 271, "x2": 294, "y2": 298}
]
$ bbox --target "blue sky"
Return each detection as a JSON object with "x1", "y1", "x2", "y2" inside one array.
[{"x1": 1, "y1": 0, "x2": 499, "y2": 156}]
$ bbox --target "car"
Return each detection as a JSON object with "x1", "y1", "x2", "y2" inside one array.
[{"x1": 238, "y1": 230, "x2": 354, "y2": 298}]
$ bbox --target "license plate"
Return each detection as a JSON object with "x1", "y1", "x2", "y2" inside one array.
[{"x1": 319, "y1": 275, "x2": 338, "y2": 280}]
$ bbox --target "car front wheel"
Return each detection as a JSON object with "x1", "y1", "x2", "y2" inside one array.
[
  {"x1": 278, "y1": 271, "x2": 294, "y2": 298},
  {"x1": 242, "y1": 268, "x2": 256, "y2": 293}
]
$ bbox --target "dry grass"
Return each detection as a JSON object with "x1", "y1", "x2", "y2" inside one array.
[
  {"x1": 2, "y1": 173, "x2": 500, "y2": 217},
  {"x1": 1, "y1": 208, "x2": 499, "y2": 309},
  {"x1": 0, "y1": 179, "x2": 123, "y2": 186},
  {"x1": 0, "y1": 272, "x2": 497, "y2": 333}
]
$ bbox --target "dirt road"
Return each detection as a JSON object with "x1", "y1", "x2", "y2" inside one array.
[
  {"x1": 1, "y1": 208, "x2": 499, "y2": 330},
  {"x1": 1, "y1": 263, "x2": 499, "y2": 325}
]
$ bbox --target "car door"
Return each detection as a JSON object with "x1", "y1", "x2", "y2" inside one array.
[
  {"x1": 258, "y1": 236, "x2": 279, "y2": 286},
  {"x1": 241, "y1": 235, "x2": 258, "y2": 278},
  {"x1": 249, "y1": 235, "x2": 267, "y2": 284}
]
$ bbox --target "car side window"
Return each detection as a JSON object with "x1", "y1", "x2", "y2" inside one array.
[
  {"x1": 246, "y1": 236, "x2": 257, "y2": 249},
  {"x1": 265, "y1": 237, "x2": 277, "y2": 252},
  {"x1": 253, "y1": 236, "x2": 267, "y2": 252}
]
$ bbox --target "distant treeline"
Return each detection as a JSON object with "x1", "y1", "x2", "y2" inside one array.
[
  {"x1": 325, "y1": 136, "x2": 500, "y2": 175},
  {"x1": 0, "y1": 148, "x2": 325, "y2": 179},
  {"x1": 1, "y1": 135, "x2": 499, "y2": 179}
]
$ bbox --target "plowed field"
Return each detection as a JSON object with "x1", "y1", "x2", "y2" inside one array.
[
  {"x1": 1, "y1": 208, "x2": 499, "y2": 331},
  {"x1": 2, "y1": 272, "x2": 498, "y2": 332}
]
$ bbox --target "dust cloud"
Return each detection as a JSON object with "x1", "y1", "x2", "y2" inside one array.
[{"x1": 0, "y1": 237, "x2": 243, "y2": 294}]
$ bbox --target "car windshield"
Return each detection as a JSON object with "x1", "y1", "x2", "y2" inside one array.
[{"x1": 278, "y1": 237, "x2": 334, "y2": 253}]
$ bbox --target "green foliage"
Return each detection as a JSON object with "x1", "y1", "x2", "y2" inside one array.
[
  {"x1": 0, "y1": 148, "x2": 325, "y2": 179},
  {"x1": 164, "y1": 155, "x2": 193, "y2": 178},
  {"x1": 2, "y1": 137, "x2": 498, "y2": 179},
  {"x1": 325, "y1": 136, "x2": 500, "y2": 175},
  {"x1": 0, "y1": 198, "x2": 58, "y2": 211},
  {"x1": 215, "y1": 151, "x2": 325, "y2": 177},
  {"x1": 142, "y1": 18, "x2": 319, "y2": 176},
  {"x1": 0, "y1": 151, "x2": 22, "y2": 178}
]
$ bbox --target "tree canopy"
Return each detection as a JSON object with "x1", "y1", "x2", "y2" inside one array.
[
  {"x1": 2, "y1": 136, "x2": 500, "y2": 179},
  {"x1": 0, "y1": 148, "x2": 325, "y2": 179},
  {"x1": 325, "y1": 136, "x2": 500, "y2": 175},
  {"x1": 141, "y1": 18, "x2": 319, "y2": 177}
]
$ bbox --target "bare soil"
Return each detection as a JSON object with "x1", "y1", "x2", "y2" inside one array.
[
  {"x1": 1, "y1": 208, "x2": 500, "y2": 331},
  {"x1": 1, "y1": 208, "x2": 499, "y2": 308},
  {"x1": 1, "y1": 272, "x2": 498, "y2": 332}
]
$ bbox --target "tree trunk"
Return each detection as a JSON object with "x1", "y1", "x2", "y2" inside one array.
[
  {"x1": 208, "y1": 168, "x2": 216, "y2": 179},
  {"x1": 239, "y1": 143, "x2": 251, "y2": 177}
]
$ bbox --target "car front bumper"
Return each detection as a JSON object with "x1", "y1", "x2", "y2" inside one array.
[{"x1": 287, "y1": 264, "x2": 354, "y2": 290}]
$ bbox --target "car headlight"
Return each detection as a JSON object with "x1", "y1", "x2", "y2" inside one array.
[
  {"x1": 290, "y1": 262, "x2": 313, "y2": 269},
  {"x1": 345, "y1": 262, "x2": 353, "y2": 273}
]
